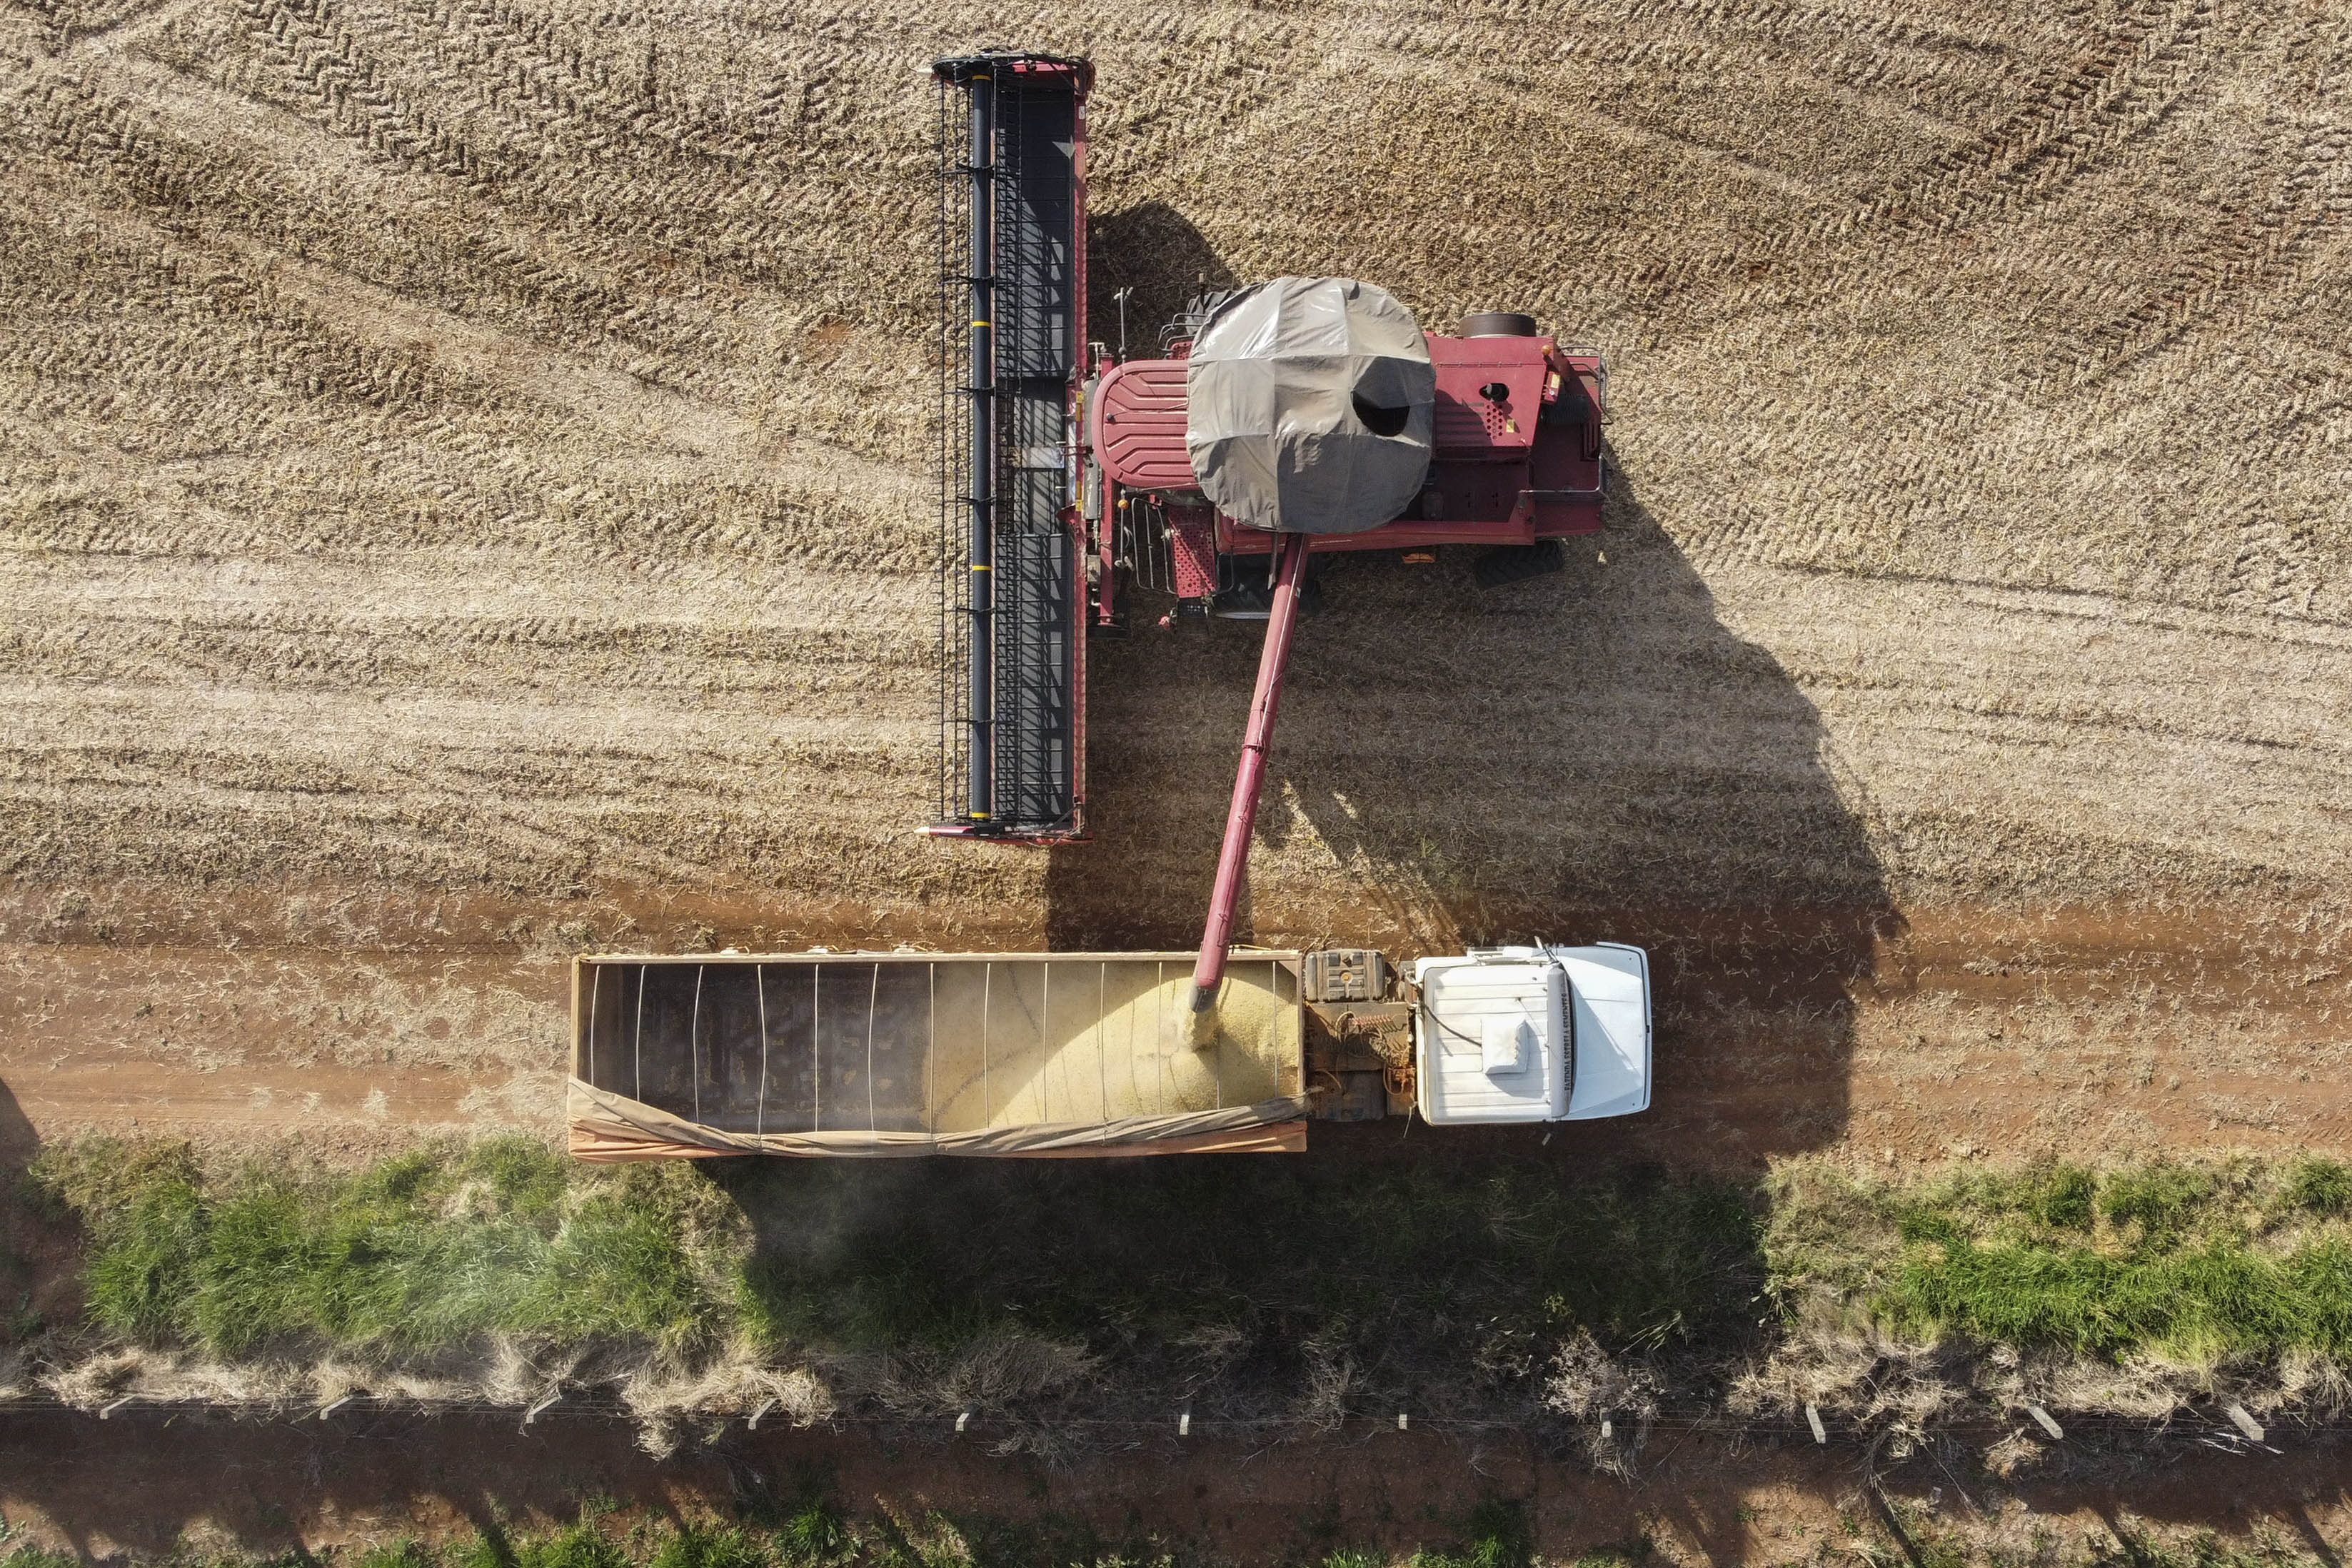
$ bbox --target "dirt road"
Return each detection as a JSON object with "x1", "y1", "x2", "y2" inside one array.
[
  {"x1": 7, "y1": 890, "x2": 2349, "y2": 1175},
  {"x1": 4, "y1": 1403, "x2": 2350, "y2": 1566}
]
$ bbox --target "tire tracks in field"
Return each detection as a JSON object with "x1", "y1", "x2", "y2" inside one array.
[
  {"x1": 1801, "y1": 111, "x2": 2341, "y2": 594},
  {"x1": 1778, "y1": 580, "x2": 2352, "y2": 804},
  {"x1": 3, "y1": 4, "x2": 935, "y2": 503},
  {"x1": 1810, "y1": 0, "x2": 2220, "y2": 254},
  {"x1": 0, "y1": 88, "x2": 918, "y2": 510},
  {"x1": 1628, "y1": 0, "x2": 2232, "y2": 314},
  {"x1": 194, "y1": 0, "x2": 938, "y2": 388},
  {"x1": 1111, "y1": 0, "x2": 2291, "y2": 427},
  {"x1": 0, "y1": 607, "x2": 935, "y2": 697},
  {"x1": 0, "y1": 680, "x2": 939, "y2": 895},
  {"x1": 0, "y1": 543, "x2": 942, "y2": 696},
  {"x1": 1672, "y1": 0, "x2": 2350, "y2": 603},
  {"x1": 1969, "y1": 4, "x2": 2348, "y2": 403}
]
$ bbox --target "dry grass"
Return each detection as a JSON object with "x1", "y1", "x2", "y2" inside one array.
[
  {"x1": 1541, "y1": 1331, "x2": 1663, "y2": 1477},
  {"x1": 1739, "y1": 1155, "x2": 2352, "y2": 1454},
  {"x1": 15, "y1": 1132, "x2": 1765, "y2": 1454},
  {"x1": 1, "y1": 0, "x2": 2346, "y2": 925}
]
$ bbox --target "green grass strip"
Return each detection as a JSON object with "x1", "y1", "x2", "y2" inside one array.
[
  {"x1": 41, "y1": 1137, "x2": 729, "y2": 1355},
  {"x1": 1769, "y1": 1155, "x2": 2352, "y2": 1365},
  {"x1": 26, "y1": 1139, "x2": 2352, "y2": 1374},
  {"x1": 1885, "y1": 1237, "x2": 2352, "y2": 1360}
]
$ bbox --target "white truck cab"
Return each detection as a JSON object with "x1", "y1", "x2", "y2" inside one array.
[{"x1": 1411, "y1": 944, "x2": 1652, "y2": 1125}]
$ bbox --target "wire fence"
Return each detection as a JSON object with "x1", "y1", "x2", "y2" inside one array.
[{"x1": 0, "y1": 1394, "x2": 2320, "y2": 1456}]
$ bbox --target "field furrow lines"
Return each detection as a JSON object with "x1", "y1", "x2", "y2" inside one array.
[{"x1": 0, "y1": 0, "x2": 2346, "y2": 1193}]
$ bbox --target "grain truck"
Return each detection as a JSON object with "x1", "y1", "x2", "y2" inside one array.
[{"x1": 568, "y1": 945, "x2": 1649, "y2": 1159}]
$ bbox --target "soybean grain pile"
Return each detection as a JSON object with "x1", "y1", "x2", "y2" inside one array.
[{"x1": 2, "y1": 0, "x2": 2348, "y2": 1167}]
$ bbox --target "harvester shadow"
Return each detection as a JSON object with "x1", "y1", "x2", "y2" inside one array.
[
  {"x1": 1086, "y1": 200, "x2": 1239, "y2": 360},
  {"x1": 1045, "y1": 456, "x2": 1901, "y2": 1167},
  {"x1": 710, "y1": 1141, "x2": 1768, "y2": 1434}
]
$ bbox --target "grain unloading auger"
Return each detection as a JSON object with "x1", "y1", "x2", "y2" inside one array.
[
  {"x1": 559, "y1": 51, "x2": 1649, "y2": 1161},
  {"x1": 1172, "y1": 276, "x2": 1443, "y2": 1024},
  {"x1": 1089, "y1": 260, "x2": 1618, "y2": 1027}
]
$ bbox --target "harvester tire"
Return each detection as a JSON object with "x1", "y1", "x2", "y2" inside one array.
[{"x1": 1474, "y1": 539, "x2": 1567, "y2": 590}]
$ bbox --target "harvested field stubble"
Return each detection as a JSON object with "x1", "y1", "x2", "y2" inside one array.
[{"x1": 0, "y1": 0, "x2": 2349, "y2": 1161}]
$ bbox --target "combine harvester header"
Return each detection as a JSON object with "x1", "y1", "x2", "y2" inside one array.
[
  {"x1": 928, "y1": 49, "x2": 1093, "y2": 841},
  {"x1": 564, "y1": 50, "x2": 1648, "y2": 1160}
]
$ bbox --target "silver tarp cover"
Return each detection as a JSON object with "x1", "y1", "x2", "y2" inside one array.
[{"x1": 1184, "y1": 277, "x2": 1436, "y2": 534}]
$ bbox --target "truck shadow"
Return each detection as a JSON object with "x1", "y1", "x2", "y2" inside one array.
[
  {"x1": 1045, "y1": 457, "x2": 1902, "y2": 1167},
  {"x1": 0, "y1": 1074, "x2": 60, "y2": 1341}
]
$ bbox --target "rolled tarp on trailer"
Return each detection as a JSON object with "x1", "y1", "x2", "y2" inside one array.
[
  {"x1": 568, "y1": 952, "x2": 1306, "y2": 1160},
  {"x1": 567, "y1": 1078, "x2": 1307, "y2": 1160}
]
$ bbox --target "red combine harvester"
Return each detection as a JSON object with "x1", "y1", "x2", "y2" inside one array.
[
  {"x1": 557, "y1": 51, "x2": 1650, "y2": 1161},
  {"x1": 924, "y1": 49, "x2": 1609, "y2": 1011}
]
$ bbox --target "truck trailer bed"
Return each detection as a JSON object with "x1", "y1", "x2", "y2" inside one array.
[{"x1": 570, "y1": 952, "x2": 1305, "y2": 1159}]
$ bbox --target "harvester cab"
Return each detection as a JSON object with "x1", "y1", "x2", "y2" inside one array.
[{"x1": 1092, "y1": 304, "x2": 1609, "y2": 620}]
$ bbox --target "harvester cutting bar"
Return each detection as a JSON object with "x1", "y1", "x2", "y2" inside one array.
[
  {"x1": 1192, "y1": 531, "x2": 1312, "y2": 1010},
  {"x1": 961, "y1": 76, "x2": 995, "y2": 821},
  {"x1": 930, "y1": 51, "x2": 1092, "y2": 841}
]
